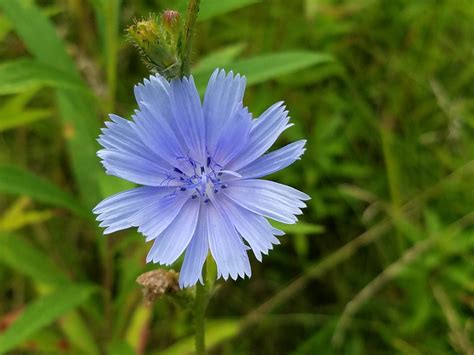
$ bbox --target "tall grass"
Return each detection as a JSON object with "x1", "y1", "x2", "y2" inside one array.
[{"x1": 0, "y1": 0, "x2": 473, "y2": 353}]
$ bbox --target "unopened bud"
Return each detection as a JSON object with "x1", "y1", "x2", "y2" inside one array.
[
  {"x1": 162, "y1": 10, "x2": 180, "y2": 33},
  {"x1": 126, "y1": 13, "x2": 183, "y2": 79},
  {"x1": 127, "y1": 18, "x2": 159, "y2": 49}
]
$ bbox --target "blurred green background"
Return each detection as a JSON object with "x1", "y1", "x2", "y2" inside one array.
[{"x1": 0, "y1": 0, "x2": 473, "y2": 353}]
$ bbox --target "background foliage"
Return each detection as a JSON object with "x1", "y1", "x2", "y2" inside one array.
[{"x1": 0, "y1": 0, "x2": 473, "y2": 353}]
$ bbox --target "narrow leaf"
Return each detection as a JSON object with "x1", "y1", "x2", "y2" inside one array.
[
  {"x1": 0, "y1": 59, "x2": 89, "y2": 95},
  {"x1": 125, "y1": 304, "x2": 152, "y2": 353},
  {"x1": 0, "y1": 109, "x2": 50, "y2": 131},
  {"x1": 0, "y1": 285, "x2": 96, "y2": 353},
  {"x1": 0, "y1": 208, "x2": 53, "y2": 232},
  {"x1": 0, "y1": 166, "x2": 86, "y2": 217},
  {"x1": 272, "y1": 221, "x2": 325, "y2": 235},
  {"x1": 160, "y1": 320, "x2": 240, "y2": 355},
  {"x1": 195, "y1": 51, "x2": 333, "y2": 91},
  {"x1": 0, "y1": 90, "x2": 52, "y2": 131},
  {"x1": 59, "y1": 312, "x2": 101, "y2": 355},
  {"x1": 0, "y1": 233, "x2": 70, "y2": 286},
  {"x1": 0, "y1": 0, "x2": 106, "y2": 209},
  {"x1": 193, "y1": 43, "x2": 247, "y2": 74},
  {"x1": 0, "y1": 1, "x2": 77, "y2": 73},
  {"x1": 108, "y1": 341, "x2": 135, "y2": 355},
  {"x1": 177, "y1": 0, "x2": 260, "y2": 21}
]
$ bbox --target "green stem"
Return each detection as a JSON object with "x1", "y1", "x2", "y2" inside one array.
[
  {"x1": 380, "y1": 123, "x2": 404, "y2": 253},
  {"x1": 194, "y1": 261, "x2": 209, "y2": 355},
  {"x1": 104, "y1": 0, "x2": 121, "y2": 112},
  {"x1": 181, "y1": 0, "x2": 201, "y2": 76}
]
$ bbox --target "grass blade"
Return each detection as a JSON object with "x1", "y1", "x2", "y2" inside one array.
[
  {"x1": 0, "y1": 59, "x2": 89, "y2": 95},
  {"x1": 0, "y1": 233, "x2": 70, "y2": 286},
  {"x1": 0, "y1": 166, "x2": 86, "y2": 217},
  {"x1": 0, "y1": 284, "x2": 96, "y2": 353},
  {"x1": 0, "y1": 0, "x2": 105, "y2": 209},
  {"x1": 176, "y1": 0, "x2": 260, "y2": 21},
  {"x1": 195, "y1": 51, "x2": 333, "y2": 91},
  {"x1": 160, "y1": 320, "x2": 240, "y2": 355}
]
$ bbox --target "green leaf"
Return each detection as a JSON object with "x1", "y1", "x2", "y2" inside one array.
[
  {"x1": 272, "y1": 221, "x2": 325, "y2": 235},
  {"x1": 0, "y1": 208, "x2": 54, "y2": 232},
  {"x1": 0, "y1": 90, "x2": 52, "y2": 131},
  {"x1": 90, "y1": 0, "x2": 121, "y2": 111},
  {"x1": 59, "y1": 312, "x2": 101, "y2": 355},
  {"x1": 199, "y1": 0, "x2": 260, "y2": 21},
  {"x1": 0, "y1": 59, "x2": 89, "y2": 95},
  {"x1": 176, "y1": 0, "x2": 260, "y2": 21},
  {"x1": 195, "y1": 51, "x2": 333, "y2": 91},
  {"x1": 0, "y1": 233, "x2": 70, "y2": 286},
  {"x1": 56, "y1": 91, "x2": 106, "y2": 209},
  {"x1": 108, "y1": 340, "x2": 136, "y2": 355},
  {"x1": 222, "y1": 51, "x2": 333, "y2": 85},
  {"x1": 193, "y1": 43, "x2": 247, "y2": 74},
  {"x1": 125, "y1": 303, "x2": 152, "y2": 352},
  {"x1": 0, "y1": 109, "x2": 50, "y2": 131},
  {"x1": 160, "y1": 319, "x2": 240, "y2": 355},
  {"x1": 0, "y1": 1, "x2": 77, "y2": 73},
  {"x1": 0, "y1": 13, "x2": 11, "y2": 41},
  {"x1": 0, "y1": 166, "x2": 86, "y2": 217},
  {"x1": 0, "y1": 284, "x2": 96, "y2": 353},
  {"x1": 0, "y1": 0, "x2": 105, "y2": 209}
]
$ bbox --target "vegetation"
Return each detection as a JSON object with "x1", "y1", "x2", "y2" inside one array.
[{"x1": 0, "y1": 0, "x2": 473, "y2": 353}]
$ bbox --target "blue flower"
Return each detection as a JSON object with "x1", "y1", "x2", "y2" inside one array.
[{"x1": 93, "y1": 69, "x2": 309, "y2": 288}]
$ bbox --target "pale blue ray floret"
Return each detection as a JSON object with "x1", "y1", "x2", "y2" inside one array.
[{"x1": 93, "y1": 69, "x2": 309, "y2": 288}]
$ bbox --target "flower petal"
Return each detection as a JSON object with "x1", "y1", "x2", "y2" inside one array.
[
  {"x1": 222, "y1": 179, "x2": 309, "y2": 224},
  {"x1": 133, "y1": 105, "x2": 187, "y2": 168},
  {"x1": 217, "y1": 195, "x2": 281, "y2": 261},
  {"x1": 93, "y1": 187, "x2": 171, "y2": 234},
  {"x1": 179, "y1": 207, "x2": 210, "y2": 288},
  {"x1": 97, "y1": 149, "x2": 171, "y2": 186},
  {"x1": 146, "y1": 199, "x2": 200, "y2": 265},
  {"x1": 207, "y1": 202, "x2": 251, "y2": 280},
  {"x1": 169, "y1": 76, "x2": 206, "y2": 163},
  {"x1": 98, "y1": 113, "x2": 175, "y2": 182},
  {"x1": 134, "y1": 74, "x2": 174, "y2": 125},
  {"x1": 134, "y1": 74, "x2": 195, "y2": 168},
  {"x1": 204, "y1": 69, "x2": 246, "y2": 155},
  {"x1": 227, "y1": 102, "x2": 291, "y2": 171},
  {"x1": 237, "y1": 140, "x2": 306, "y2": 179},
  {"x1": 130, "y1": 193, "x2": 190, "y2": 241},
  {"x1": 98, "y1": 114, "x2": 157, "y2": 161},
  {"x1": 212, "y1": 106, "x2": 252, "y2": 166}
]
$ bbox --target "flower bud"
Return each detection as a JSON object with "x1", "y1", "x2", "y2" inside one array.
[
  {"x1": 162, "y1": 10, "x2": 180, "y2": 34},
  {"x1": 126, "y1": 12, "x2": 183, "y2": 79}
]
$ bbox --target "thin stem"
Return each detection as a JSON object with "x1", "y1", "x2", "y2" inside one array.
[
  {"x1": 194, "y1": 261, "x2": 209, "y2": 355},
  {"x1": 181, "y1": 0, "x2": 200, "y2": 76},
  {"x1": 104, "y1": 0, "x2": 120, "y2": 112}
]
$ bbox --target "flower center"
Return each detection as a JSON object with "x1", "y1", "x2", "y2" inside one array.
[{"x1": 163, "y1": 155, "x2": 230, "y2": 203}]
